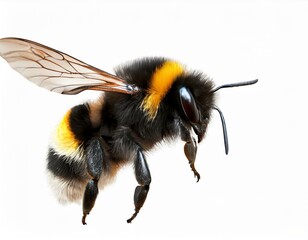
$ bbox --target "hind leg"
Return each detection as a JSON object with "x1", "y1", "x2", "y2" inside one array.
[{"x1": 82, "y1": 136, "x2": 109, "y2": 225}]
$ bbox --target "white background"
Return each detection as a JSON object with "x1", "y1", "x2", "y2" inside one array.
[{"x1": 0, "y1": 0, "x2": 307, "y2": 239}]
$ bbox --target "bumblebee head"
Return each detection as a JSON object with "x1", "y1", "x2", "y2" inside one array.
[
  {"x1": 172, "y1": 72, "x2": 214, "y2": 144},
  {"x1": 175, "y1": 73, "x2": 258, "y2": 154}
]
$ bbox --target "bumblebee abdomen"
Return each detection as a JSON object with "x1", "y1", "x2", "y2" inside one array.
[{"x1": 47, "y1": 102, "x2": 104, "y2": 203}]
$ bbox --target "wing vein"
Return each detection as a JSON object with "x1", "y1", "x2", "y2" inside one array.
[{"x1": 0, "y1": 37, "x2": 140, "y2": 94}]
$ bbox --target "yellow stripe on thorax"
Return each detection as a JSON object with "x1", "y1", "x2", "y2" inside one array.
[
  {"x1": 54, "y1": 110, "x2": 81, "y2": 154},
  {"x1": 142, "y1": 61, "x2": 184, "y2": 119}
]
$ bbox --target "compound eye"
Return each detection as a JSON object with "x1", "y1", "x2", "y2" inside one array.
[{"x1": 179, "y1": 87, "x2": 200, "y2": 123}]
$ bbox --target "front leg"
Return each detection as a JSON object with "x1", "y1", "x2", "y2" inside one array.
[
  {"x1": 180, "y1": 123, "x2": 200, "y2": 182},
  {"x1": 184, "y1": 137, "x2": 200, "y2": 182},
  {"x1": 127, "y1": 150, "x2": 151, "y2": 223}
]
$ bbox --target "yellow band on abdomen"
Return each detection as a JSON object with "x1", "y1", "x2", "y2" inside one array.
[{"x1": 53, "y1": 110, "x2": 82, "y2": 158}]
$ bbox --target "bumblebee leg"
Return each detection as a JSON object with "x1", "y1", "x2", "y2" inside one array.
[
  {"x1": 181, "y1": 124, "x2": 200, "y2": 182},
  {"x1": 184, "y1": 138, "x2": 200, "y2": 182},
  {"x1": 82, "y1": 137, "x2": 104, "y2": 225},
  {"x1": 82, "y1": 179, "x2": 99, "y2": 225},
  {"x1": 127, "y1": 150, "x2": 151, "y2": 223}
]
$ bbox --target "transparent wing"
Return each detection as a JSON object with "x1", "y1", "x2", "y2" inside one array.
[{"x1": 0, "y1": 38, "x2": 139, "y2": 95}]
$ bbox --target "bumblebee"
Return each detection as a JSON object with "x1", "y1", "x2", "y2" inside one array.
[{"x1": 0, "y1": 38, "x2": 257, "y2": 224}]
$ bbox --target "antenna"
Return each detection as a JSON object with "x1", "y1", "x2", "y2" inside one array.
[
  {"x1": 212, "y1": 106, "x2": 229, "y2": 155},
  {"x1": 211, "y1": 79, "x2": 258, "y2": 93},
  {"x1": 211, "y1": 78, "x2": 258, "y2": 154}
]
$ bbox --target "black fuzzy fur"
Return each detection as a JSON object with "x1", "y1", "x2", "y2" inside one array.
[
  {"x1": 47, "y1": 149, "x2": 87, "y2": 181},
  {"x1": 69, "y1": 104, "x2": 94, "y2": 142}
]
